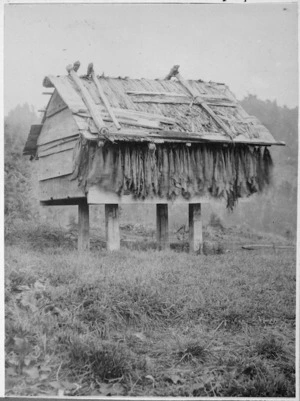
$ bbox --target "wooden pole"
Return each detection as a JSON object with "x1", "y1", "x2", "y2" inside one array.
[
  {"x1": 179, "y1": 74, "x2": 234, "y2": 139},
  {"x1": 91, "y1": 71, "x2": 121, "y2": 130},
  {"x1": 105, "y1": 204, "x2": 120, "y2": 251},
  {"x1": 156, "y1": 204, "x2": 169, "y2": 250},
  {"x1": 176, "y1": 73, "x2": 234, "y2": 140},
  {"x1": 189, "y1": 203, "x2": 203, "y2": 254},
  {"x1": 165, "y1": 65, "x2": 233, "y2": 140},
  {"x1": 66, "y1": 64, "x2": 113, "y2": 141},
  {"x1": 78, "y1": 199, "x2": 90, "y2": 252}
]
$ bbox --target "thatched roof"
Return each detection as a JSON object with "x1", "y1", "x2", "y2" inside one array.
[{"x1": 40, "y1": 65, "x2": 284, "y2": 147}]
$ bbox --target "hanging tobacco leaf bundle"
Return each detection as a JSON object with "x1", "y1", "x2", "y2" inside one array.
[
  {"x1": 71, "y1": 138, "x2": 273, "y2": 209},
  {"x1": 262, "y1": 147, "x2": 273, "y2": 186}
]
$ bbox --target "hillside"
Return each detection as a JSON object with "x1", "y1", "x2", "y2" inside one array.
[{"x1": 236, "y1": 96, "x2": 298, "y2": 237}]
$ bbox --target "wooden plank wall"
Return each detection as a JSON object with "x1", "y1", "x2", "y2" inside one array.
[
  {"x1": 36, "y1": 92, "x2": 84, "y2": 201},
  {"x1": 39, "y1": 175, "x2": 85, "y2": 201},
  {"x1": 37, "y1": 107, "x2": 79, "y2": 146},
  {"x1": 46, "y1": 90, "x2": 68, "y2": 118},
  {"x1": 38, "y1": 137, "x2": 78, "y2": 158},
  {"x1": 38, "y1": 148, "x2": 74, "y2": 181}
]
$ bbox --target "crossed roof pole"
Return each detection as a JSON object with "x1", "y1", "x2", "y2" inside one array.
[{"x1": 66, "y1": 61, "x2": 234, "y2": 142}]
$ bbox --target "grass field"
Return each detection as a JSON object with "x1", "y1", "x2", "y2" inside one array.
[{"x1": 5, "y1": 219, "x2": 296, "y2": 397}]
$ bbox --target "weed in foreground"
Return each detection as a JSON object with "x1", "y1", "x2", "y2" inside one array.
[
  {"x1": 205, "y1": 356, "x2": 295, "y2": 397},
  {"x1": 176, "y1": 341, "x2": 208, "y2": 364},
  {"x1": 67, "y1": 338, "x2": 130, "y2": 381},
  {"x1": 223, "y1": 365, "x2": 294, "y2": 397},
  {"x1": 255, "y1": 335, "x2": 285, "y2": 359}
]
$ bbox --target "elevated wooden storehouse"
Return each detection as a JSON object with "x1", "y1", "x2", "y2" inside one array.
[{"x1": 23, "y1": 62, "x2": 284, "y2": 252}]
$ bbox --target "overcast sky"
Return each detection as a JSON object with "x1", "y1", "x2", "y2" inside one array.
[{"x1": 4, "y1": 2, "x2": 298, "y2": 115}]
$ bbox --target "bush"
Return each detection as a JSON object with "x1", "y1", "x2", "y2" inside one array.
[
  {"x1": 67, "y1": 338, "x2": 134, "y2": 381},
  {"x1": 5, "y1": 103, "x2": 39, "y2": 225},
  {"x1": 208, "y1": 213, "x2": 225, "y2": 231},
  {"x1": 203, "y1": 240, "x2": 225, "y2": 255},
  {"x1": 255, "y1": 335, "x2": 284, "y2": 359}
]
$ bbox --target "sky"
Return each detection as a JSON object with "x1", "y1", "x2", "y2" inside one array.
[{"x1": 3, "y1": 2, "x2": 298, "y2": 115}]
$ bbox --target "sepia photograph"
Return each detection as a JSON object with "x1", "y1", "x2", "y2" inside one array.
[{"x1": 3, "y1": 1, "x2": 298, "y2": 398}]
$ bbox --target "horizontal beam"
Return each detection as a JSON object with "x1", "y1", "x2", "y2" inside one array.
[
  {"x1": 113, "y1": 108, "x2": 176, "y2": 124},
  {"x1": 132, "y1": 95, "x2": 236, "y2": 107},
  {"x1": 94, "y1": 129, "x2": 285, "y2": 146},
  {"x1": 129, "y1": 90, "x2": 234, "y2": 101},
  {"x1": 75, "y1": 107, "x2": 177, "y2": 125},
  {"x1": 127, "y1": 90, "x2": 187, "y2": 97},
  {"x1": 242, "y1": 244, "x2": 295, "y2": 250},
  {"x1": 102, "y1": 115, "x2": 161, "y2": 130},
  {"x1": 87, "y1": 186, "x2": 211, "y2": 205},
  {"x1": 40, "y1": 197, "x2": 86, "y2": 206}
]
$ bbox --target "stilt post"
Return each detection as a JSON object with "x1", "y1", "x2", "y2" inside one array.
[
  {"x1": 78, "y1": 199, "x2": 90, "y2": 252},
  {"x1": 189, "y1": 203, "x2": 203, "y2": 254},
  {"x1": 156, "y1": 204, "x2": 169, "y2": 250},
  {"x1": 105, "y1": 204, "x2": 120, "y2": 251}
]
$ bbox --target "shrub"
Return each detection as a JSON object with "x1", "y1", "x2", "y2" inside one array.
[
  {"x1": 255, "y1": 335, "x2": 284, "y2": 359},
  {"x1": 67, "y1": 337, "x2": 136, "y2": 382},
  {"x1": 203, "y1": 240, "x2": 225, "y2": 255},
  {"x1": 208, "y1": 213, "x2": 224, "y2": 231}
]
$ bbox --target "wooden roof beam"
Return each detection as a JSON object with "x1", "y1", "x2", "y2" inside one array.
[
  {"x1": 89, "y1": 63, "x2": 121, "y2": 131},
  {"x1": 165, "y1": 65, "x2": 234, "y2": 140},
  {"x1": 66, "y1": 63, "x2": 113, "y2": 142},
  {"x1": 177, "y1": 72, "x2": 234, "y2": 140}
]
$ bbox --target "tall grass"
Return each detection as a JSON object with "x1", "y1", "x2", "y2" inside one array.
[{"x1": 5, "y1": 220, "x2": 296, "y2": 396}]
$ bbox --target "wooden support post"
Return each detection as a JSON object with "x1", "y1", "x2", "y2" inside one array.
[
  {"x1": 78, "y1": 199, "x2": 90, "y2": 252},
  {"x1": 156, "y1": 204, "x2": 169, "y2": 250},
  {"x1": 189, "y1": 203, "x2": 203, "y2": 254},
  {"x1": 105, "y1": 204, "x2": 120, "y2": 251}
]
